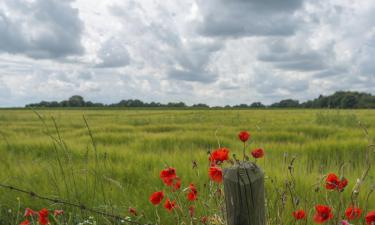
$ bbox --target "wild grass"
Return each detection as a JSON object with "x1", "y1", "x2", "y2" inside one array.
[{"x1": 0, "y1": 109, "x2": 373, "y2": 224}]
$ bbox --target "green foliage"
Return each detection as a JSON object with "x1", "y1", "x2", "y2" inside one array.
[
  {"x1": 24, "y1": 91, "x2": 375, "y2": 109},
  {"x1": 303, "y1": 91, "x2": 375, "y2": 108},
  {"x1": 270, "y1": 99, "x2": 299, "y2": 108}
]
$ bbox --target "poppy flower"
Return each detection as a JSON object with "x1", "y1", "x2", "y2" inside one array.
[
  {"x1": 24, "y1": 208, "x2": 37, "y2": 217},
  {"x1": 189, "y1": 206, "x2": 195, "y2": 217},
  {"x1": 325, "y1": 173, "x2": 339, "y2": 190},
  {"x1": 149, "y1": 191, "x2": 164, "y2": 205},
  {"x1": 313, "y1": 205, "x2": 333, "y2": 223},
  {"x1": 53, "y1": 210, "x2": 64, "y2": 217},
  {"x1": 209, "y1": 166, "x2": 223, "y2": 183},
  {"x1": 173, "y1": 177, "x2": 181, "y2": 191},
  {"x1": 345, "y1": 206, "x2": 361, "y2": 220},
  {"x1": 292, "y1": 209, "x2": 306, "y2": 220},
  {"x1": 325, "y1": 173, "x2": 348, "y2": 191},
  {"x1": 201, "y1": 216, "x2": 208, "y2": 224},
  {"x1": 238, "y1": 131, "x2": 250, "y2": 142},
  {"x1": 164, "y1": 198, "x2": 176, "y2": 212},
  {"x1": 38, "y1": 208, "x2": 49, "y2": 225},
  {"x1": 209, "y1": 148, "x2": 229, "y2": 164},
  {"x1": 341, "y1": 220, "x2": 350, "y2": 225},
  {"x1": 251, "y1": 148, "x2": 264, "y2": 158},
  {"x1": 366, "y1": 211, "x2": 375, "y2": 225},
  {"x1": 160, "y1": 167, "x2": 177, "y2": 186},
  {"x1": 338, "y1": 178, "x2": 348, "y2": 191},
  {"x1": 128, "y1": 207, "x2": 137, "y2": 216},
  {"x1": 20, "y1": 220, "x2": 30, "y2": 225},
  {"x1": 187, "y1": 183, "x2": 198, "y2": 201}
]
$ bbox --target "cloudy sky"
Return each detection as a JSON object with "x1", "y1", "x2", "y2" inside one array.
[{"x1": 0, "y1": 0, "x2": 374, "y2": 107}]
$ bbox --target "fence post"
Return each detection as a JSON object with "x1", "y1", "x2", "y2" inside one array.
[{"x1": 223, "y1": 162, "x2": 266, "y2": 225}]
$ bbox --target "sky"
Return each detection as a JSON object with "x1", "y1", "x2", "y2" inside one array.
[{"x1": 0, "y1": 0, "x2": 374, "y2": 107}]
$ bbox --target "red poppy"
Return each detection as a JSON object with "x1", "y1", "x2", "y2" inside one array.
[
  {"x1": 209, "y1": 166, "x2": 223, "y2": 183},
  {"x1": 24, "y1": 208, "x2": 37, "y2": 217},
  {"x1": 128, "y1": 207, "x2": 137, "y2": 216},
  {"x1": 173, "y1": 177, "x2": 181, "y2": 191},
  {"x1": 162, "y1": 177, "x2": 174, "y2": 186},
  {"x1": 189, "y1": 206, "x2": 195, "y2": 217},
  {"x1": 149, "y1": 191, "x2": 164, "y2": 205},
  {"x1": 251, "y1": 148, "x2": 264, "y2": 158},
  {"x1": 345, "y1": 206, "x2": 361, "y2": 220},
  {"x1": 160, "y1": 167, "x2": 177, "y2": 186},
  {"x1": 238, "y1": 131, "x2": 250, "y2": 142},
  {"x1": 292, "y1": 209, "x2": 306, "y2": 220},
  {"x1": 20, "y1": 220, "x2": 30, "y2": 225},
  {"x1": 209, "y1": 148, "x2": 229, "y2": 163},
  {"x1": 187, "y1": 183, "x2": 198, "y2": 201},
  {"x1": 53, "y1": 210, "x2": 64, "y2": 217},
  {"x1": 365, "y1": 211, "x2": 375, "y2": 225},
  {"x1": 338, "y1": 178, "x2": 348, "y2": 191},
  {"x1": 325, "y1": 173, "x2": 339, "y2": 190},
  {"x1": 164, "y1": 198, "x2": 176, "y2": 212},
  {"x1": 38, "y1": 208, "x2": 49, "y2": 225},
  {"x1": 201, "y1": 216, "x2": 208, "y2": 224},
  {"x1": 325, "y1": 173, "x2": 348, "y2": 191},
  {"x1": 313, "y1": 205, "x2": 333, "y2": 223}
]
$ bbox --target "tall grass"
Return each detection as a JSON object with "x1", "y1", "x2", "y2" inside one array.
[{"x1": 0, "y1": 109, "x2": 373, "y2": 224}]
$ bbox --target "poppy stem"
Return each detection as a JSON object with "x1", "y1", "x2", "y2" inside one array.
[
  {"x1": 242, "y1": 142, "x2": 246, "y2": 161},
  {"x1": 155, "y1": 207, "x2": 160, "y2": 225}
]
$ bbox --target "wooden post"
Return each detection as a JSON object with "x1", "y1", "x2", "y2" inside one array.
[{"x1": 223, "y1": 162, "x2": 266, "y2": 225}]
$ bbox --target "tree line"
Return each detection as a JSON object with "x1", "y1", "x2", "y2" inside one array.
[{"x1": 25, "y1": 91, "x2": 375, "y2": 109}]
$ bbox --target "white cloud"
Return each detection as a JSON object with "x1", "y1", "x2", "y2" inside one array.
[{"x1": 0, "y1": 0, "x2": 375, "y2": 107}]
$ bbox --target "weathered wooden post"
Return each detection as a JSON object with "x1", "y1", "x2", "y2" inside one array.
[{"x1": 223, "y1": 162, "x2": 266, "y2": 225}]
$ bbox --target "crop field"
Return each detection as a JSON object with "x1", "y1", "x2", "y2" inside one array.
[{"x1": 0, "y1": 109, "x2": 374, "y2": 225}]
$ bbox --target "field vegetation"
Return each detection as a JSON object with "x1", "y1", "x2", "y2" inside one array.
[{"x1": 0, "y1": 109, "x2": 374, "y2": 224}]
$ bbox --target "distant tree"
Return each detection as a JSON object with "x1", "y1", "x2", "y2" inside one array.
[
  {"x1": 60, "y1": 100, "x2": 69, "y2": 107},
  {"x1": 49, "y1": 101, "x2": 60, "y2": 107},
  {"x1": 24, "y1": 91, "x2": 375, "y2": 109},
  {"x1": 341, "y1": 94, "x2": 358, "y2": 108},
  {"x1": 85, "y1": 101, "x2": 94, "y2": 107},
  {"x1": 233, "y1": 104, "x2": 249, "y2": 108},
  {"x1": 250, "y1": 102, "x2": 265, "y2": 108},
  {"x1": 167, "y1": 102, "x2": 186, "y2": 107},
  {"x1": 192, "y1": 103, "x2": 209, "y2": 108},
  {"x1": 271, "y1": 99, "x2": 299, "y2": 108},
  {"x1": 149, "y1": 101, "x2": 162, "y2": 107},
  {"x1": 68, "y1": 95, "x2": 85, "y2": 107}
]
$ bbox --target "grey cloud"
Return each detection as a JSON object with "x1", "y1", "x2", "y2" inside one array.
[
  {"x1": 251, "y1": 68, "x2": 309, "y2": 95},
  {"x1": 313, "y1": 67, "x2": 348, "y2": 78},
  {"x1": 357, "y1": 36, "x2": 375, "y2": 77},
  {"x1": 0, "y1": 0, "x2": 84, "y2": 59},
  {"x1": 218, "y1": 80, "x2": 240, "y2": 90},
  {"x1": 77, "y1": 71, "x2": 93, "y2": 80},
  {"x1": 257, "y1": 40, "x2": 328, "y2": 72},
  {"x1": 195, "y1": 0, "x2": 303, "y2": 37},
  {"x1": 168, "y1": 40, "x2": 222, "y2": 83},
  {"x1": 167, "y1": 68, "x2": 216, "y2": 83},
  {"x1": 276, "y1": 60, "x2": 325, "y2": 71},
  {"x1": 0, "y1": 78, "x2": 11, "y2": 99},
  {"x1": 96, "y1": 38, "x2": 130, "y2": 68}
]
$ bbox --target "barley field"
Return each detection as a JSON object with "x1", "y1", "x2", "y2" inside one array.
[{"x1": 0, "y1": 109, "x2": 374, "y2": 225}]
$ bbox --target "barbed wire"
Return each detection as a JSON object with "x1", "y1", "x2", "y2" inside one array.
[{"x1": 0, "y1": 183, "x2": 149, "y2": 225}]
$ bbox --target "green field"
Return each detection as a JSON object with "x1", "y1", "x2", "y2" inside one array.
[{"x1": 0, "y1": 109, "x2": 374, "y2": 225}]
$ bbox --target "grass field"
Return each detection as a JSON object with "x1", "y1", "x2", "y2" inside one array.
[{"x1": 0, "y1": 109, "x2": 374, "y2": 225}]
